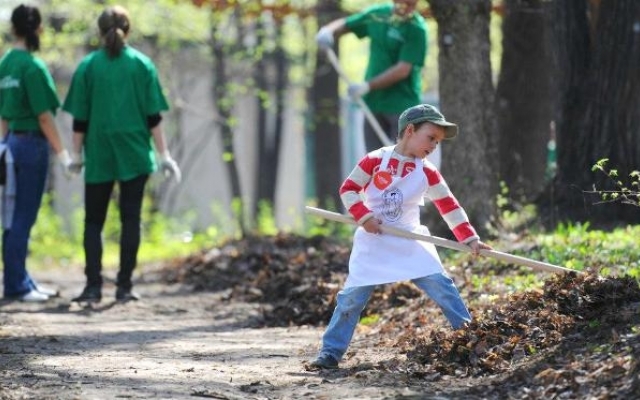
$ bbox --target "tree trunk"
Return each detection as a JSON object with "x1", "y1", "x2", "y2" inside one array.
[
  {"x1": 428, "y1": 0, "x2": 498, "y2": 236},
  {"x1": 254, "y1": 17, "x2": 287, "y2": 216},
  {"x1": 550, "y1": 0, "x2": 640, "y2": 225},
  {"x1": 496, "y1": 0, "x2": 556, "y2": 202},
  {"x1": 311, "y1": 0, "x2": 343, "y2": 210},
  {"x1": 211, "y1": 7, "x2": 246, "y2": 234},
  {"x1": 254, "y1": 17, "x2": 272, "y2": 217}
]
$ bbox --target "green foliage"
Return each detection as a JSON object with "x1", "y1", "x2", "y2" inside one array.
[
  {"x1": 305, "y1": 214, "x2": 354, "y2": 240},
  {"x1": 41, "y1": 0, "x2": 209, "y2": 51},
  {"x1": 360, "y1": 314, "x2": 380, "y2": 326},
  {"x1": 444, "y1": 210, "x2": 640, "y2": 295},
  {"x1": 590, "y1": 158, "x2": 640, "y2": 207},
  {"x1": 537, "y1": 222, "x2": 640, "y2": 277},
  {"x1": 230, "y1": 197, "x2": 245, "y2": 233},
  {"x1": 29, "y1": 192, "x2": 640, "y2": 297},
  {"x1": 28, "y1": 193, "x2": 221, "y2": 271},
  {"x1": 488, "y1": 181, "x2": 538, "y2": 235},
  {"x1": 29, "y1": 194, "x2": 77, "y2": 268},
  {"x1": 496, "y1": 180, "x2": 509, "y2": 210},
  {"x1": 490, "y1": 0, "x2": 504, "y2": 78},
  {"x1": 0, "y1": 0, "x2": 211, "y2": 105},
  {"x1": 303, "y1": 200, "x2": 354, "y2": 240},
  {"x1": 256, "y1": 201, "x2": 278, "y2": 235}
]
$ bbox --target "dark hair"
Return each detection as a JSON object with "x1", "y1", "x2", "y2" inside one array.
[
  {"x1": 98, "y1": 5, "x2": 130, "y2": 58},
  {"x1": 397, "y1": 120, "x2": 430, "y2": 139},
  {"x1": 11, "y1": 4, "x2": 42, "y2": 51}
]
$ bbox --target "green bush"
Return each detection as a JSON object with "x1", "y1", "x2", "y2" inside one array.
[
  {"x1": 442, "y1": 210, "x2": 640, "y2": 295},
  {"x1": 28, "y1": 193, "x2": 220, "y2": 271},
  {"x1": 28, "y1": 194, "x2": 640, "y2": 289}
]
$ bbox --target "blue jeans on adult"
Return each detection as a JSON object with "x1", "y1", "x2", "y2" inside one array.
[
  {"x1": 2, "y1": 132, "x2": 49, "y2": 297},
  {"x1": 318, "y1": 273, "x2": 471, "y2": 361}
]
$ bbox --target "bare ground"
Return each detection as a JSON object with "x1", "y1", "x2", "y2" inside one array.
[
  {"x1": 2, "y1": 232, "x2": 640, "y2": 400},
  {"x1": 0, "y1": 264, "x2": 450, "y2": 400}
]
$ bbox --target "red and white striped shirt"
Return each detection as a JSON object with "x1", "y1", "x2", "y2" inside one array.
[{"x1": 339, "y1": 149, "x2": 479, "y2": 244}]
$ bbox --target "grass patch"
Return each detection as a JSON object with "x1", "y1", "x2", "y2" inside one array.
[
  {"x1": 28, "y1": 194, "x2": 223, "y2": 271},
  {"x1": 28, "y1": 195, "x2": 640, "y2": 292}
]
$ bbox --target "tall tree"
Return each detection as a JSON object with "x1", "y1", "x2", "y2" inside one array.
[
  {"x1": 428, "y1": 0, "x2": 498, "y2": 235},
  {"x1": 496, "y1": 0, "x2": 556, "y2": 202},
  {"x1": 210, "y1": 5, "x2": 247, "y2": 234},
  {"x1": 550, "y1": 0, "x2": 640, "y2": 224},
  {"x1": 311, "y1": 0, "x2": 343, "y2": 210},
  {"x1": 254, "y1": 14, "x2": 288, "y2": 215}
]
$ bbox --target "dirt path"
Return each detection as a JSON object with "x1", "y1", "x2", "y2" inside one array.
[{"x1": 0, "y1": 265, "x2": 441, "y2": 400}]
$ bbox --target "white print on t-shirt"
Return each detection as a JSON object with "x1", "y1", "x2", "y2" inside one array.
[{"x1": 0, "y1": 76, "x2": 19, "y2": 89}]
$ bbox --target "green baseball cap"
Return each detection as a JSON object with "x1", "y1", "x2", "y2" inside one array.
[{"x1": 397, "y1": 104, "x2": 458, "y2": 139}]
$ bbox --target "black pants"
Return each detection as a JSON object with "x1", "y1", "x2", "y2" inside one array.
[
  {"x1": 363, "y1": 112, "x2": 401, "y2": 152},
  {"x1": 83, "y1": 174, "x2": 148, "y2": 290}
]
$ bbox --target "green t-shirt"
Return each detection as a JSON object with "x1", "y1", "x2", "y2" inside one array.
[
  {"x1": 346, "y1": 3, "x2": 427, "y2": 114},
  {"x1": 63, "y1": 46, "x2": 169, "y2": 183},
  {"x1": 0, "y1": 49, "x2": 60, "y2": 130}
]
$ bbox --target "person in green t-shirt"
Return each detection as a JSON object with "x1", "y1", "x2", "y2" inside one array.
[
  {"x1": 63, "y1": 5, "x2": 181, "y2": 304},
  {"x1": 316, "y1": 0, "x2": 428, "y2": 151},
  {"x1": 0, "y1": 5, "x2": 74, "y2": 302}
]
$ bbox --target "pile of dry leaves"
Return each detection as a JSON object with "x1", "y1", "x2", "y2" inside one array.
[
  {"x1": 162, "y1": 233, "x2": 640, "y2": 399},
  {"x1": 162, "y1": 233, "x2": 350, "y2": 326}
]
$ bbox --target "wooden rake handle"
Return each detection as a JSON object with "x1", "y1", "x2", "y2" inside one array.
[
  {"x1": 323, "y1": 48, "x2": 393, "y2": 147},
  {"x1": 305, "y1": 206, "x2": 577, "y2": 275}
]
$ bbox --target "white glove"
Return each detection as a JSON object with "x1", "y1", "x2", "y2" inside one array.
[
  {"x1": 315, "y1": 27, "x2": 334, "y2": 50},
  {"x1": 159, "y1": 150, "x2": 181, "y2": 183},
  {"x1": 347, "y1": 82, "x2": 371, "y2": 100},
  {"x1": 56, "y1": 150, "x2": 77, "y2": 179},
  {"x1": 68, "y1": 151, "x2": 83, "y2": 174}
]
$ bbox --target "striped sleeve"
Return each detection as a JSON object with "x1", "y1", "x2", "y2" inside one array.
[
  {"x1": 423, "y1": 165, "x2": 479, "y2": 244},
  {"x1": 339, "y1": 152, "x2": 381, "y2": 223}
]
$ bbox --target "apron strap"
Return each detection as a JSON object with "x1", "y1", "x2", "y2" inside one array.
[
  {"x1": 379, "y1": 147, "x2": 394, "y2": 171},
  {"x1": 414, "y1": 157, "x2": 425, "y2": 206}
]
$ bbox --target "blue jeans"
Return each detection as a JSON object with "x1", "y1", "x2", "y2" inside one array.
[
  {"x1": 2, "y1": 132, "x2": 49, "y2": 297},
  {"x1": 318, "y1": 273, "x2": 471, "y2": 361}
]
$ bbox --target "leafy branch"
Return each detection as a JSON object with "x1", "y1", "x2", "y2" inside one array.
[{"x1": 587, "y1": 159, "x2": 640, "y2": 207}]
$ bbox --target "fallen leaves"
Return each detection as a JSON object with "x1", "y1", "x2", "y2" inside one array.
[{"x1": 162, "y1": 233, "x2": 640, "y2": 399}]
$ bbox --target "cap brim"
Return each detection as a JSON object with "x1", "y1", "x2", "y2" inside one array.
[
  {"x1": 432, "y1": 121, "x2": 458, "y2": 139},
  {"x1": 401, "y1": 117, "x2": 458, "y2": 139}
]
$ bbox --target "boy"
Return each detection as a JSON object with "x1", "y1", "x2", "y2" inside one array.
[{"x1": 309, "y1": 104, "x2": 491, "y2": 369}]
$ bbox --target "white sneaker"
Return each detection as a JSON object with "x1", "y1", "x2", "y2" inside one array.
[
  {"x1": 35, "y1": 285, "x2": 59, "y2": 297},
  {"x1": 20, "y1": 290, "x2": 50, "y2": 302}
]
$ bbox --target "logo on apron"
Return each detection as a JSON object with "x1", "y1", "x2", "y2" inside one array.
[
  {"x1": 373, "y1": 170, "x2": 393, "y2": 190},
  {"x1": 382, "y1": 187, "x2": 403, "y2": 222}
]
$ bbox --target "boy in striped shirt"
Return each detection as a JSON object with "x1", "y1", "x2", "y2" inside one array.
[{"x1": 309, "y1": 104, "x2": 491, "y2": 370}]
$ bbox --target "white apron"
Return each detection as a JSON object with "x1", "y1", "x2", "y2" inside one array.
[{"x1": 345, "y1": 147, "x2": 444, "y2": 288}]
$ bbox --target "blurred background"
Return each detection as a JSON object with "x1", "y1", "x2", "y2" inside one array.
[{"x1": 1, "y1": 0, "x2": 639, "y2": 250}]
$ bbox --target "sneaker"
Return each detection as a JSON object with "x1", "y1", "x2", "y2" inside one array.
[
  {"x1": 35, "y1": 285, "x2": 59, "y2": 297},
  {"x1": 309, "y1": 354, "x2": 339, "y2": 370},
  {"x1": 19, "y1": 290, "x2": 50, "y2": 302},
  {"x1": 72, "y1": 286, "x2": 102, "y2": 303},
  {"x1": 115, "y1": 287, "x2": 140, "y2": 302}
]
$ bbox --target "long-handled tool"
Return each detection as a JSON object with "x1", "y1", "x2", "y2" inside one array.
[
  {"x1": 323, "y1": 47, "x2": 442, "y2": 168},
  {"x1": 324, "y1": 48, "x2": 393, "y2": 147},
  {"x1": 305, "y1": 206, "x2": 577, "y2": 275}
]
